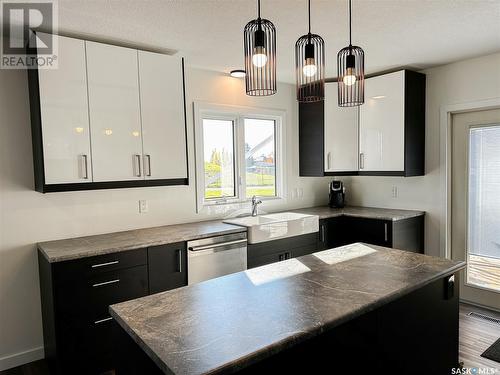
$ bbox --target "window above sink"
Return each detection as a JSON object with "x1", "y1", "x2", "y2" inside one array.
[{"x1": 194, "y1": 102, "x2": 286, "y2": 211}]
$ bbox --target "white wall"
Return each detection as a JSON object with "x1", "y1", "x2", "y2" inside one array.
[
  {"x1": 0, "y1": 65, "x2": 330, "y2": 369},
  {"x1": 346, "y1": 52, "x2": 500, "y2": 257}
]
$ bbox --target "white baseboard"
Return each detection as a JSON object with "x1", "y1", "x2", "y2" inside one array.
[{"x1": 0, "y1": 346, "x2": 44, "y2": 371}]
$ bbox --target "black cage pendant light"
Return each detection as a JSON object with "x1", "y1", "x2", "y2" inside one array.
[
  {"x1": 337, "y1": 0, "x2": 364, "y2": 107},
  {"x1": 295, "y1": 0, "x2": 325, "y2": 102},
  {"x1": 244, "y1": 0, "x2": 277, "y2": 96}
]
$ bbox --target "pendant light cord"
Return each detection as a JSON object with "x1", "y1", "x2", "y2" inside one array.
[
  {"x1": 258, "y1": 0, "x2": 261, "y2": 19},
  {"x1": 348, "y1": 0, "x2": 352, "y2": 46},
  {"x1": 308, "y1": 0, "x2": 311, "y2": 34}
]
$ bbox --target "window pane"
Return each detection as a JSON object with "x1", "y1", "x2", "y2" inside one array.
[
  {"x1": 202, "y1": 119, "x2": 235, "y2": 200},
  {"x1": 244, "y1": 118, "x2": 276, "y2": 198},
  {"x1": 467, "y1": 125, "x2": 500, "y2": 291}
]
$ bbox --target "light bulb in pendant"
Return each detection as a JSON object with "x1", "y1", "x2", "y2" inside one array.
[
  {"x1": 343, "y1": 67, "x2": 357, "y2": 86},
  {"x1": 303, "y1": 57, "x2": 317, "y2": 77},
  {"x1": 252, "y1": 46, "x2": 267, "y2": 68}
]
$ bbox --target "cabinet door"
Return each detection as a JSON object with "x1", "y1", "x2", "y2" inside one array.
[
  {"x1": 86, "y1": 42, "x2": 143, "y2": 182},
  {"x1": 318, "y1": 216, "x2": 347, "y2": 250},
  {"x1": 359, "y1": 71, "x2": 405, "y2": 171},
  {"x1": 138, "y1": 51, "x2": 187, "y2": 180},
  {"x1": 324, "y1": 83, "x2": 359, "y2": 172},
  {"x1": 38, "y1": 34, "x2": 92, "y2": 184},
  {"x1": 148, "y1": 243, "x2": 187, "y2": 294},
  {"x1": 344, "y1": 217, "x2": 392, "y2": 247}
]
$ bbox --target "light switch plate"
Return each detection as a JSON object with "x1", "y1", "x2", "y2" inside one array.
[{"x1": 139, "y1": 200, "x2": 148, "y2": 213}]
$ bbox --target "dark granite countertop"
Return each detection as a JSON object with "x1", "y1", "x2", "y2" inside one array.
[
  {"x1": 110, "y1": 243, "x2": 464, "y2": 375},
  {"x1": 290, "y1": 206, "x2": 425, "y2": 221},
  {"x1": 38, "y1": 220, "x2": 246, "y2": 263}
]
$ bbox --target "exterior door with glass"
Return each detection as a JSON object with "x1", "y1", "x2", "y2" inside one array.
[{"x1": 451, "y1": 108, "x2": 500, "y2": 310}]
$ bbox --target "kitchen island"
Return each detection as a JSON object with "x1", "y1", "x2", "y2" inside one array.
[{"x1": 110, "y1": 243, "x2": 465, "y2": 375}]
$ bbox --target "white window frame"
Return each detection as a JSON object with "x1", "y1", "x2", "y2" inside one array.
[{"x1": 194, "y1": 101, "x2": 286, "y2": 211}]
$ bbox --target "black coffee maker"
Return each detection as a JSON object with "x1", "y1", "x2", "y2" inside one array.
[{"x1": 329, "y1": 180, "x2": 345, "y2": 208}]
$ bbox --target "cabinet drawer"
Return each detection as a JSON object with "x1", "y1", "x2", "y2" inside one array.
[
  {"x1": 56, "y1": 265, "x2": 148, "y2": 321},
  {"x1": 53, "y1": 248, "x2": 147, "y2": 282}
]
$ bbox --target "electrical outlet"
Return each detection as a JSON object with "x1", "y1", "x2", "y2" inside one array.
[
  {"x1": 139, "y1": 200, "x2": 148, "y2": 213},
  {"x1": 391, "y1": 186, "x2": 398, "y2": 198}
]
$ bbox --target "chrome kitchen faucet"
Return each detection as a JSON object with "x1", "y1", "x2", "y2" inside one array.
[{"x1": 251, "y1": 195, "x2": 262, "y2": 217}]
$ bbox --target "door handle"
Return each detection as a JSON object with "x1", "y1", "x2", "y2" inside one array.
[
  {"x1": 134, "y1": 154, "x2": 142, "y2": 177},
  {"x1": 327, "y1": 152, "x2": 331, "y2": 170},
  {"x1": 176, "y1": 249, "x2": 182, "y2": 273},
  {"x1": 188, "y1": 239, "x2": 247, "y2": 252},
  {"x1": 384, "y1": 223, "x2": 388, "y2": 242},
  {"x1": 81, "y1": 154, "x2": 89, "y2": 179},
  {"x1": 144, "y1": 154, "x2": 151, "y2": 177},
  {"x1": 321, "y1": 225, "x2": 326, "y2": 243},
  {"x1": 359, "y1": 153, "x2": 365, "y2": 170}
]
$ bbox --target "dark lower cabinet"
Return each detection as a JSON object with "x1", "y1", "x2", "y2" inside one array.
[
  {"x1": 317, "y1": 216, "x2": 346, "y2": 250},
  {"x1": 39, "y1": 243, "x2": 188, "y2": 374},
  {"x1": 247, "y1": 233, "x2": 318, "y2": 269},
  {"x1": 319, "y1": 215, "x2": 424, "y2": 253},
  {"x1": 344, "y1": 216, "x2": 392, "y2": 247},
  {"x1": 39, "y1": 248, "x2": 149, "y2": 374},
  {"x1": 148, "y1": 242, "x2": 187, "y2": 294}
]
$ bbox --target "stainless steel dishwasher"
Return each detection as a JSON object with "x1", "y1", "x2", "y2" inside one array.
[{"x1": 187, "y1": 232, "x2": 247, "y2": 285}]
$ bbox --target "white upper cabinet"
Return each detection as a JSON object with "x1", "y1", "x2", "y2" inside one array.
[
  {"x1": 359, "y1": 71, "x2": 405, "y2": 172},
  {"x1": 86, "y1": 41, "x2": 144, "y2": 182},
  {"x1": 38, "y1": 34, "x2": 92, "y2": 184},
  {"x1": 324, "y1": 83, "x2": 359, "y2": 172},
  {"x1": 138, "y1": 51, "x2": 187, "y2": 180}
]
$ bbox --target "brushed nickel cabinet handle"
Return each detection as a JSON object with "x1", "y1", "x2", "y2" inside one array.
[
  {"x1": 92, "y1": 279, "x2": 120, "y2": 288},
  {"x1": 327, "y1": 152, "x2": 331, "y2": 170},
  {"x1": 177, "y1": 249, "x2": 182, "y2": 273},
  {"x1": 94, "y1": 317, "x2": 113, "y2": 325},
  {"x1": 81, "y1": 154, "x2": 89, "y2": 179},
  {"x1": 144, "y1": 154, "x2": 151, "y2": 177},
  {"x1": 359, "y1": 153, "x2": 365, "y2": 170},
  {"x1": 134, "y1": 154, "x2": 142, "y2": 177},
  {"x1": 91, "y1": 260, "x2": 119, "y2": 269},
  {"x1": 384, "y1": 223, "x2": 388, "y2": 242}
]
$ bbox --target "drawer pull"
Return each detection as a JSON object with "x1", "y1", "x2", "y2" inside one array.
[
  {"x1": 91, "y1": 260, "x2": 119, "y2": 269},
  {"x1": 94, "y1": 317, "x2": 113, "y2": 325},
  {"x1": 384, "y1": 223, "x2": 388, "y2": 242},
  {"x1": 92, "y1": 279, "x2": 120, "y2": 288}
]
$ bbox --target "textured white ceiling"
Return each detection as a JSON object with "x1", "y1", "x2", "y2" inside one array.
[{"x1": 55, "y1": 0, "x2": 500, "y2": 83}]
